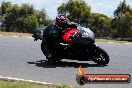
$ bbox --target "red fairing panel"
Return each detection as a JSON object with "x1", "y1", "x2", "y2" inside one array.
[{"x1": 62, "y1": 28, "x2": 78, "y2": 43}]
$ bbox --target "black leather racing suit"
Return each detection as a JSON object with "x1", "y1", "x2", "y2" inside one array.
[{"x1": 43, "y1": 22, "x2": 77, "y2": 58}]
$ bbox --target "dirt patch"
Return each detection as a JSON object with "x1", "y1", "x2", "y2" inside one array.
[{"x1": 0, "y1": 32, "x2": 32, "y2": 37}]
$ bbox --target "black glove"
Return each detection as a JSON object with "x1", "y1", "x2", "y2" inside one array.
[{"x1": 32, "y1": 34, "x2": 38, "y2": 41}]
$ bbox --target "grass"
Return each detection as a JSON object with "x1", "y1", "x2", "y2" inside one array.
[
  {"x1": 0, "y1": 32, "x2": 32, "y2": 37},
  {"x1": 0, "y1": 31, "x2": 131, "y2": 44},
  {"x1": 0, "y1": 80, "x2": 75, "y2": 88},
  {"x1": 96, "y1": 39, "x2": 132, "y2": 44}
]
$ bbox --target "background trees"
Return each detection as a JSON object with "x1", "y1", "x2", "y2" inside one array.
[
  {"x1": 58, "y1": 0, "x2": 112, "y2": 37},
  {"x1": 1, "y1": 1, "x2": 11, "y2": 16},
  {"x1": 89, "y1": 13, "x2": 111, "y2": 37},
  {"x1": 58, "y1": 0, "x2": 132, "y2": 38},
  {"x1": 58, "y1": 0, "x2": 91, "y2": 27},
  {"x1": 112, "y1": 0, "x2": 132, "y2": 38},
  {"x1": 0, "y1": 0, "x2": 132, "y2": 38},
  {"x1": 0, "y1": 1, "x2": 52, "y2": 33}
]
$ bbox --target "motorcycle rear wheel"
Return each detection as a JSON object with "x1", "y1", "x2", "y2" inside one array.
[{"x1": 41, "y1": 41, "x2": 62, "y2": 62}]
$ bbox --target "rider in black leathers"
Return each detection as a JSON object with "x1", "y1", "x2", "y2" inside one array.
[{"x1": 43, "y1": 14, "x2": 78, "y2": 59}]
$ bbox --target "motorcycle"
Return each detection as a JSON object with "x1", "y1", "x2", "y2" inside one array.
[{"x1": 32, "y1": 26, "x2": 109, "y2": 65}]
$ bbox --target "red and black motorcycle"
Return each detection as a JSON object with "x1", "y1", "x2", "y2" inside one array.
[{"x1": 33, "y1": 26, "x2": 109, "y2": 65}]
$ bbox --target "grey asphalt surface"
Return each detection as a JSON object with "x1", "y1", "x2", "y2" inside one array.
[{"x1": 0, "y1": 36, "x2": 132, "y2": 88}]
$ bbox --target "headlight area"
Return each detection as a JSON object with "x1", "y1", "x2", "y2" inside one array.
[{"x1": 82, "y1": 32, "x2": 89, "y2": 38}]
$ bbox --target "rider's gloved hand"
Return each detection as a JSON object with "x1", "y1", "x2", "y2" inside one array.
[{"x1": 32, "y1": 34, "x2": 38, "y2": 41}]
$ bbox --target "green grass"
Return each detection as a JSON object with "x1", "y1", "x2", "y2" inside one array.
[
  {"x1": 1, "y1": 31, "x2": 131, "y2": 44},
  {"x1": 0, "y1": 32, "x2": 32, "y2": 37},
  {"x1": 96, "y1": 39, "x2": 132, "y2": 44},
  {"x1": 0, "y1": 80, "x2": 75, "y2": 88}
]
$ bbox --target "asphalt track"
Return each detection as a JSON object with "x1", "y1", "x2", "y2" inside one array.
[{"x1": 0, "y1": 36, "x2": 132, "y2": 88}]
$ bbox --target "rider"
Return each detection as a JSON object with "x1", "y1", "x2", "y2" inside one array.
[
  {"x1": 55, "y1": 14, "x2": 77, "y2": 32},
  {"x1": 43, "y1": 14, "x2": 78, "y2": 59}
]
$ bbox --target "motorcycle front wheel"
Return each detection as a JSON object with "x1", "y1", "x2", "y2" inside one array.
[{"x1": 92, "y1": 46, "x2": 109, "y2": 65}]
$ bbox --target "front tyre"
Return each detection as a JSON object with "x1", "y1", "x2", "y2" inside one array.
[{"x1": 92, "y1": 46, "x2": 109, "y2": 65}]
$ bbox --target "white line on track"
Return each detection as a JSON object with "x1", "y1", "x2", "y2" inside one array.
[
  {"x1": 26, "y1": 36, "x2": 33, "y2": 39},
  {"x1": 0, "y1": 35, "x2": 33, "y2": 39},
  {"x1": 1, "y1": 35, "x2": 131, "y2": 45},
  {"x1": 12, "y1": 36, "x2": 19, "y2": 37},
  {"x1": 125, "y1": 43, "x2": 130, "y2": 45},
  {"x1": 108, "y1": 42, "x2": 114, "y2": 43},
  {"x1": 0, "y1": 76, "x2": 53, "y2": 85}
]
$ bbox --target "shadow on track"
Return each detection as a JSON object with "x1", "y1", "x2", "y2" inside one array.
[{"x1": 27, "y1": 60, "x2": 107, "y2": 68}]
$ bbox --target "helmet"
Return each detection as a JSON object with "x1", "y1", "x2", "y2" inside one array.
[{"x1": 55, "y1": 14, "x2": 68, "y2": 29}]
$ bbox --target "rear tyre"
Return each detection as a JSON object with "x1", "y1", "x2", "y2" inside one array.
[
  {"x1": 92, "y1": 46, "x2": 109, "y2": 65},
  {"x1": 41, "y1": 41, "x2": 46, "y2": 56},
  {"x1": 41, "y1": 41, "x2": 62, "y2": 62}
]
